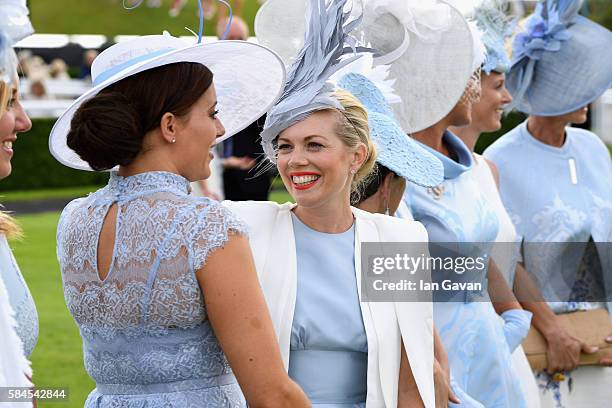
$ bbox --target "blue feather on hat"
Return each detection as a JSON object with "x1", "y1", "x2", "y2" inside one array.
[{"x1": 260, "y1": 0, "x2": 369, "y2": 162}]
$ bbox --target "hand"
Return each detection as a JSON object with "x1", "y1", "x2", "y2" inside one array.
[
  {"x1": 544, "y1": 325, "x2": 598, "y2": 373},
  {"x1": 501, "y1": 309, "x2": 532, "y2": 352},
  {"x1": 599, "y1": 332, "x2": 612, "y2": 366},
  {"x1": 223, "y1": 156, "x2": 257, "y2": 170},
  {"x1": 434, "y1": 359, "x2": 460, "y2": 408}
]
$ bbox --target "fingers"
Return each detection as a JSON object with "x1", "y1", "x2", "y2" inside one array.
[
  {"x1": 448, "y1": 387, "x2": 461, "y2": 404},
  {"x1": 599, "y1": 356, "x2": 612, "y2": 366},
  {"x1": 580, "y1": 342, "x2": 599, "y2": 354}
]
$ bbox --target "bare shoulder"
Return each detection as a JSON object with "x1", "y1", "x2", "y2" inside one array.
[{"x1": 484, "y1": 157, "x2": 500, "y2": 188}]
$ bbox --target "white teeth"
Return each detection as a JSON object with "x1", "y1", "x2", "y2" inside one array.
[
  {"x1": 2, "y1": 141, "x2": 12, "y2": 149},
  {"x1": 292, "y1": 175, "x2": 320, "y2": 185}
]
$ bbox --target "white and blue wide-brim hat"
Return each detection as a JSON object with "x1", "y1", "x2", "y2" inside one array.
[
  {"x1": 507, "y1": 1, "x2": 612, "y2": 116},
  {"x1": 49, "y1": 34, "x2": 286, "y2": 171},
  {"x1": 337, "y1": 72, "x2": 444, "y2": 188}
]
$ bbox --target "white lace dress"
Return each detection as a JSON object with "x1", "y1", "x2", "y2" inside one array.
[{"x1": 57, "y1": 171, "x2": 248, "y2": 407}]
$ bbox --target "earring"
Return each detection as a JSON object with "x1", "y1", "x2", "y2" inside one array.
[
  {"x1": 171, "y1": 138, "x2": 176, "y2": 144},
  {"x1": 350, "y1": 168, "x2": 356, "y2": 175},
  {"x1": 384, "y1": 199, "x2": 390, "y2": 216}
]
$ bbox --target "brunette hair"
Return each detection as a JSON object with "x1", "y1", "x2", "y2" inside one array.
[{"x1": 67, "y1": 62, "x2": 213, "y2": 171}]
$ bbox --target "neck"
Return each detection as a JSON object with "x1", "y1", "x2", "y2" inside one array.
[
  {"x1": 355, "y1": 194, "x2": 384, "y2": 215},
  {"x1": 449, "y1": 125, "x2": 480, "y2": 153},
  {"x1": 293, "y1": 198, "x2": 354, "y2": 233},
  {"x1": 118, "y1": 151, "x2": 179, "y2": 177},
  {"x1": 411, "y1": 120, "x2": 450, "y2": 157},
  {"x1": 527, "y1": 116, "x2": 567, "y2": 148}
]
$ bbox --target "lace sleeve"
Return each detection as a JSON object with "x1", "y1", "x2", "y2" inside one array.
[{"x1": 189, "y1": 200, "x2": 248, "y2": 272}]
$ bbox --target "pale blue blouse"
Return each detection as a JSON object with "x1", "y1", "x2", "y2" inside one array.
[
  {"x1": 484, "y1": 122, "x2": 612, "y2": 313},
  {"x1": 290, "y1": 213, "x2": 367, "y2": 408},
  {"x1": 402, "y1": 131, "x2": 526, "y2": 408},
  {"x1": 57, "y1": 171, "x2": 248, "y2": 408},
  {"x1": 0, "y1": 233, "x2": 38, "y2": 357}
]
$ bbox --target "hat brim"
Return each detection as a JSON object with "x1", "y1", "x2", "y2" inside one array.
[
  {"x1": 49, "y1": 40, "x2": 286, "y2": 171},
  {"x1": 362, "y1": 6, "x2": 474, "y2": 133}
]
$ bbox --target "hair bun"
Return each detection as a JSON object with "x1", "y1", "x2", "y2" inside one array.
[{"x1": 67, "y1": 92, "x2": 144, "y2": 171}]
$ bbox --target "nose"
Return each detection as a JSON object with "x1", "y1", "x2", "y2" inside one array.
[
  {"x1": 14, "y1": 103, "x2": 32, "y2": 134},
  {"x1": 501, "y1": 86, "x2": 513, "y2": 105},
  {"x1": 287, "y1": 147, "x2": 309, "y2": 168},
  {"x1": 215, "y1": 117, "x2": 226, "y2": 139}
]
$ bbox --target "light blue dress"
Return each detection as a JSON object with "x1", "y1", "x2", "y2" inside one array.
[
  {"x1": 402, "y1": 131, "x2": 526, "y2": 408},
  {"x1": 290, "y1": 213, "x2": 367, "y2": 408},
  {"x1": 484, "y1": 122, "x2": 612, "y2": 312},
  {"x1": 0, "y1": 233, "x2": 38, "y2": 357},
  {"x1": 57, "y1": 171, "x2": 248, "y2": 407}
]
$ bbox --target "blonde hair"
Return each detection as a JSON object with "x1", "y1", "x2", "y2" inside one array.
[
  {"x1": 330, "y1": 89, "x2": 378, "y2": 200},
  {"x1": 0, "y1": 210, "x2": 22, "y2": 239}
]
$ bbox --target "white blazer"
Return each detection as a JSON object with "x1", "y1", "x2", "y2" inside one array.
[{"x1": 223, "y1": 201, "x2": 435, "y2": 408}]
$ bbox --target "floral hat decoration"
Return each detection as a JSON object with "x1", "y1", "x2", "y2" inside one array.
[{"x1": 507, "y1": 0, "x2": 612, "y2": 115}]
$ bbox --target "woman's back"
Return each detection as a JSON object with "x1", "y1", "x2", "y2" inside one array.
[{"x1": 57, "y1": 171, "x2": 247, "y2": 407}]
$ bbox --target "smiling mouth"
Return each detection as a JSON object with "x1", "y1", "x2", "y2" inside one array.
[{"x1": 291, "y1": 174, "x2": 321, "y2": 190}]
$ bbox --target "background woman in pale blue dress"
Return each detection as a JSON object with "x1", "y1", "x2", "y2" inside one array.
[{"x1": 52, "y1": 34, "x2": 309, "y2": 407}]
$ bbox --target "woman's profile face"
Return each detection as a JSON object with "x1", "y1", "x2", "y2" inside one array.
[
  {"x1": 172, "y1": 83, "x2": 225, "y2": 182},
  {"x1": 276, "y1": 110, "x2": 356, "y2": 209},
  {"x1": 0, "y1": 75, "x2": 32, "y2": 179},
  {"x1": 471, "y1": 72, "x2": 512, "y2": 133}
]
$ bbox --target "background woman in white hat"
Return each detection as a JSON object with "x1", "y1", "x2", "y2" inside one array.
[
  {"x1": 51, "y1": 32, "x2": 310, "y2": 407},
  {"x1": 356, "y1": 1, "x2": 530, "y2": 406}
]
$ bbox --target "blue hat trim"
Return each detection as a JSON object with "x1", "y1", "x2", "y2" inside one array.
[{"x1": 338, "y1": 72, "x2": 444, "y2": 188}]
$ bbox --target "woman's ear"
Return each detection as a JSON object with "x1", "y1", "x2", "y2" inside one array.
[
  {"x1": 352, "y1": 142, "x2": 368, "y2": 169},
  {"x1": 159, "y1": 112, "x2": 178, "y2": 143}
]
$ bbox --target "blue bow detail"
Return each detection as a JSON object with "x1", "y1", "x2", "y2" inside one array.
[{"x1": 512, "y1": 5, "x2": 571, "y2": 62}]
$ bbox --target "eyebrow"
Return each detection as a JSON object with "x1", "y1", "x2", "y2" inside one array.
[
  {"x1": 208, "y1": 101, "x2": 218, "y2": 110},
  {"x1": 277, "y1": 135, "x2": 325, "y2": 143}
]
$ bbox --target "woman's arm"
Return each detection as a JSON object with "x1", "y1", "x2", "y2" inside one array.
[
  {"x1": 197, "y1": 234, "x2": 310, "y2": 408},
  {"x1": 398, "y1": 341, "x2": 425, "y2": 408},
  {"x1": 513, "y1": 263, "x2": 598, "y2": 372},
  {"x1": 433, "y1": 329, "x2": 460, "y2": 407}
]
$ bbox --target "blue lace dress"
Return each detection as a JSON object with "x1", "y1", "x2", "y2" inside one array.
[{"x1": 57, "y1": 171, "x2": 248, "y2": 407}]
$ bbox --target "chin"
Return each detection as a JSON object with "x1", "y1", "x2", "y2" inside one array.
[{"x1": 0, "y1": 162, "x2": 11, "y2": 180}]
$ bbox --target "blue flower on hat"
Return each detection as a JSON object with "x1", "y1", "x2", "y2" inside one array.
[{"x1": 512, "y1": 1, "x2": 574, "y2": 62}]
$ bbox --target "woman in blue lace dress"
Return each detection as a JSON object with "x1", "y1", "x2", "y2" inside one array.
[{"x1": 52, "y1": 35, "x2": 309, "y2": 407}]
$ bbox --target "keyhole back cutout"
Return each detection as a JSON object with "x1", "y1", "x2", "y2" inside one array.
[{"x1": 97, "y1": 203, "x2": 118, "y2": 281}]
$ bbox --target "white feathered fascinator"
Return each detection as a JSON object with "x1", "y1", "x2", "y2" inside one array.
[{"x1": 260, "y1": 0, "x2": 370, "y2": 162}]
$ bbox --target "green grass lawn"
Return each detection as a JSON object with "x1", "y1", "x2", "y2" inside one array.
[
  {"x1": 30, "y1": 0, "x2": 261, "y2": 37},
  {"x1": 12, "y1": 189, "x2": 293, "y2": 407}
]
